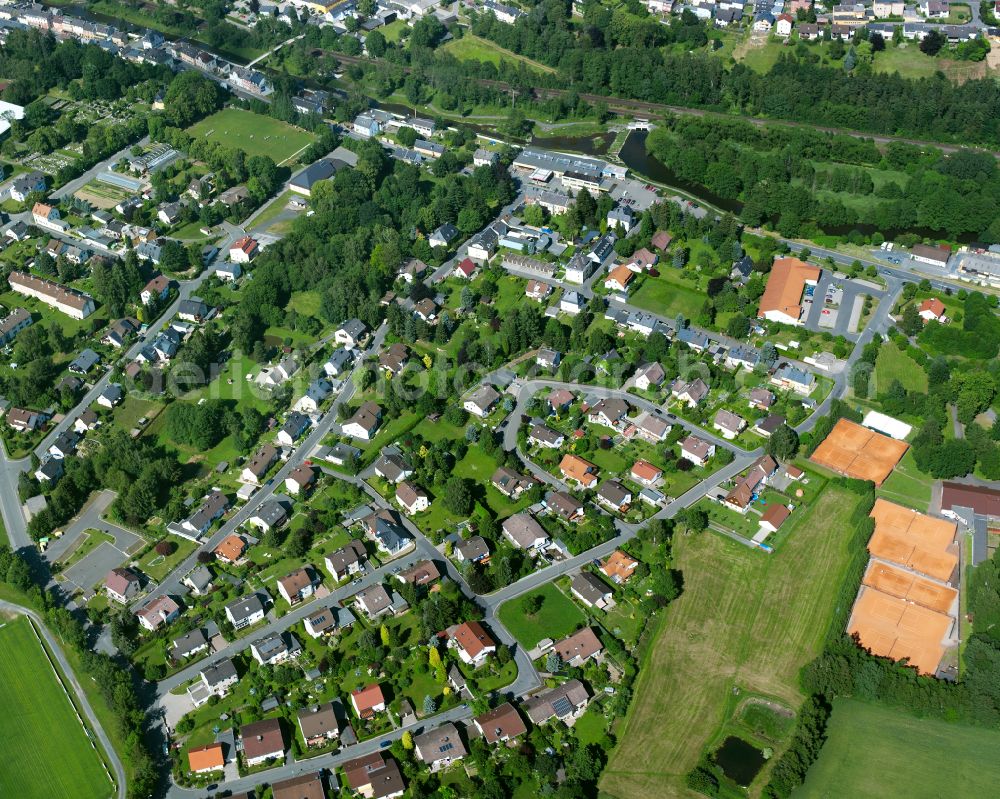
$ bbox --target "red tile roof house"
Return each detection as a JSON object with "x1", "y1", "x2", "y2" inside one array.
[
  {"x1": 297, "y1": 702, "x2": 340, "y2": 748},
  {"x1": 136, "y1": 595, "x2": 180, "y2": 632},
  {"x1": 229, "y1": 235, "x2": 259, "y2": 264},
  {"x1": 474, "y1": 702, "x2": 528, "y2": 745},
  {"x1": 918, "y1": 298, "x2": 947, "y2": 323},
  {"x1": 187, "y1": 743, "x2": 225, "y2": 774},
  {"x1": 277, "y1": 566, "x2": 318, "y2": 605},
  {"x1": 351, "y1": 683, "x2": 387, "y2": 719},
  {"x1": 447, "y1": 620, "x2": 497, "y2": 667},
  {"x1": 105, "y1": 567, "x2": 141, "y2": 604},
  {"x1": 630, "y1": 460, "x2": 663, "y2": 487},
  {"x1": 240, "y1": 717, "x2": 285, "y2": 766},
  {"x1": 453, "y1": 257, "x2": 477, "y2": 279}
]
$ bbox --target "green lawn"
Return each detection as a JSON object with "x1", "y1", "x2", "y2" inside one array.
[
  {"x1": 0, "y1": 616, "x2": 113, "y2": 799},
  {"x1": 630, "y1": 271, "x2": 706, "y2": 320},
  {"x1": 497, "y1": 582, "x2": 586, "y2": 649},
  {"x1": 112, "y1": 396, "x2": 163, "y2": 434},
  {"x1": 601, "y1": 485, "x2": 864, "y2": 799},
  {"x1": 877, "y1": 449, "x2": 934, "y2": 512},
  {"x1": 440, "y1": 34, "x2": 554, "y2": 74},
  {"x1": 875, "y1": 341, "x2": 928, "y2": 394},
  {"x1": 250, "y1": 189, "x2": 298, "y2": 232},
  {"x1": 186, "y1": 108, "x2": 316, "y2": 165},
  {"x1": 137, "y1": 538, "x2": 198, "y2": 582},
  {"x1": 799, "y1": 698, "x2": 1000, "y2": 798}
]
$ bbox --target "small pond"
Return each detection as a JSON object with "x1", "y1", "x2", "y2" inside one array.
[{"x1": 713, "y1": 736, "x2": 767, "y2": 787}]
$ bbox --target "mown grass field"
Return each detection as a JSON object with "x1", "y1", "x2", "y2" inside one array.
[
  {"x1": 497, "y1": 582, "x2": 585, "y2": 649},
  {"x1": 630, "y1": 270, "x2": 706, "y2": 320},
  {"x1": 600, "y1": 485, "x2": 862, "y2": 799},
  {"x1": 0, "y1": 616, "x2": 113, "y2": 799},
  {"x1": 440, "y1": 34, "x2": 555, "y2": 74},
  {"x1": 187, "y1": 108, "x2": 315, "y2": 164},
  {"x1": 875, "y1": 341, "x2": 928, "y2": 394},
  {"x1": 877, "y1": 449, "x2": 934, "y2": 512},
  {"x1": 798, "y1": 698, "x2": 1000, "y2": 798}
]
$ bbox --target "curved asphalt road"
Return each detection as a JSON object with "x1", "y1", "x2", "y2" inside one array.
[{"x1": 0, "y1": 599, "x2": 128, "y2": 799}]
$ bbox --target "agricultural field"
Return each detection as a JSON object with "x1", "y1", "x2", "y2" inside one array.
[
  {"x1": 600, "y1": 485, "x2": 862, "y2": 799},
  {"x1": 0, "y1": 615, "x2": 113, "y2": 799},
  {"x1": 799, "y1": 698, "x2": 1000, "y2": 798},
  {"x1": 497, "y1": 582, "x2": 586, "y2": 649},
  {"x1": 440, "y1": 34, "x2": 554, "y2": 74},
  {"x1": 186, "y1": 108, "x2": 316, "y2": 164}
]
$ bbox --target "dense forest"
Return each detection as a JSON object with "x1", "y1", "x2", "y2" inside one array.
[
  {"x1": 465, "y1": 1, "x2": 1000, "y2": 147},
  {"x1": 646, "y1": 117, "x2": 1000, "y2": 240}
]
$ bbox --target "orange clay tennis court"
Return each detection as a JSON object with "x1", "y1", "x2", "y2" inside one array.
[
  {"x1": 862, "y1": 561, "x2": 957, "y2": 614},
  {"x1": 848, "y1": 587, "x2": 953, "y2": 676},
  {"x1": 868, "y1": 499, "x2": 959, "y2": 582},
  {"x1": 810, "y1": 419, "x2": 909, "y2": 486}
]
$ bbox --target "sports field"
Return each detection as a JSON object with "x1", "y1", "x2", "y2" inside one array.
[
  {"x1": 0, "y1": 615, "x2": 112, "y2": 799},
  {"x1": 600, "y1": 485, "x2": 862, "y2": 799},
  {"x1": 799, "y1": 698, "x2": 1000, "y2": 798},
  {"x1": 186, "y1": 108, "x2": 316, "y2": 164}
]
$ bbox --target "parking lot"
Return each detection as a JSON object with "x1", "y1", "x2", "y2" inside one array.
[
  {"x1": 61, "y1": 540, "x2": 130, "y2": 596},
  {"x1": 802, "y1": 272, "x2": 871, "y2": 339}
]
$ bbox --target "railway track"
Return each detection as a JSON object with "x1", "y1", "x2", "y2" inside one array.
[{"x1": 320, "y1": 50, "x2": 999, "y2": 157}]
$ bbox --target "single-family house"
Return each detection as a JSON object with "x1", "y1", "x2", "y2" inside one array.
[
  {"x1": 463, "y1": 385, "x2": 501, "y2": 418},
  {"x1": 298, "y1": 703, "x2": 340, "y2": 748},
  {"x1": 502, "y1": 513, "x2": 550, "y2": 550},
  {"x1": 474, "y1": 703, "x2": 527, "y2": 746},
  {"x1": 285, "y1": 464, "x2": 316, "y2": 496},
  {"x1": 342, "y1": 402, "x2": 382, "y2": 440},
  {"x1": 559, "y1": 454, "x2": 599, "y2": 488},
  {"x1": 351, "y1": 683, "x2": 387, "y2": 719},
  {"x1": 570, "y1": 572, "x2": 613, "y2": 609},
  {"x1": 277, "y1": 567, "x2": 318, "y2": 605},
  {"x1": 634, "y1": 362, "x2": 666, "y2": 391},
  {"x1": 545, "y1": 490, "x2": 585, "y2": 523},
  {"x1": 214, "y1": 534, "x2": 247, "y2": 564},
  {"x1": 225, "y1": 593, "x2": 267, "y2": 630},
  {"x1": 414, "y1": 723, "x2": 467, "y2": 770},
  {"x1": 105, "y1": 567, "x2": 141, "y2": 603},
  {"x1": 325, "y1": 539, "x2": 368, "y2": 581},
  {"x1": 713, "y1": 409, "x2": 747, "y2": 439},
  {"x1": 597, "y1": 479, "x2": 632, "y2": 513},
  {"x1": 553, "y1": 627, "x2": 603, "y2": 667},
  {"x1": 529, "y1": 423, "x2": 564, "y2": 449},
  {"x1": 136, "y1": 595, "x2": 180, "y2": 632},
  {"x1": 277, "y1": 411, "x2": 312, "y2": 446},
  {"x1": 680, "y1": 435, "x2": 715, "y2": 467},
  {"x1": 601, "y1": 550, "x2": 639, "y2": 584},
  {"x1": 240, "y1": 718, "x2": 285, "y2": 766},
  {"x1": 455, "y1": 536, "x2": 490, "y2": 564},
  {"x1": 671, "y1": 378, "x2": 709, "y2": 407},
  {"x1": 335, "y1": 319, "x2": 369, "y2": 349},
  {"x1": 396, "y1": 480, "x2": 429, "y2": 514},
  {"x1": 522, "y1": 679, "x2": 590, "y2": 725},
  {"x1": 448, "y1": 620, "x2": 497, "y2": 667}
]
